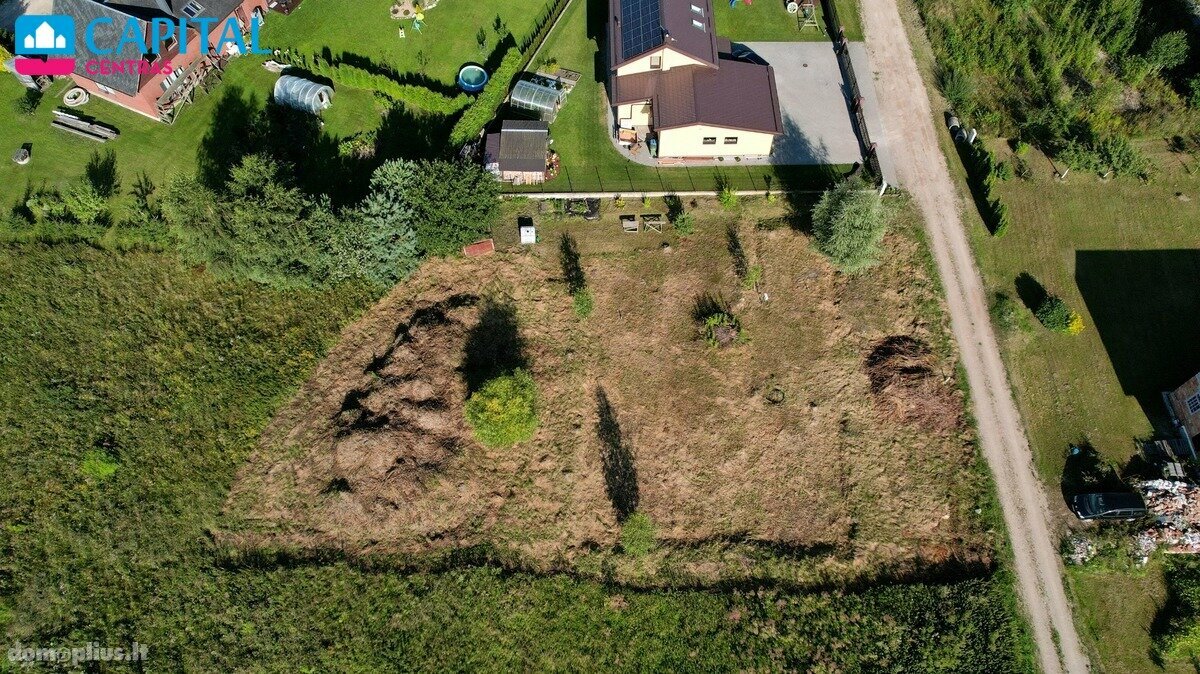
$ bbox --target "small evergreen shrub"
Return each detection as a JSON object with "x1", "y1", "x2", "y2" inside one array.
[
  {"x1": 81, "y1": 449, "x2": 119, "y2": 481},
  {"x1": 465, "y1": 369, "x2": 539, "y2": 447},
  {"x1": 572, "y1": 289, "x2": 593, "y2": 318},
  {"x1": 1035, "y1": 295, "x2": 1084, "y2": 334}
]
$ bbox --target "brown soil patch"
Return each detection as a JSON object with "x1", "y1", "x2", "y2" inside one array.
[
  {"x1": 866, "y1": 335, "x2": 962, "y2": 433},
  {"x1": 224, "y1": 204, "x2": 988, "y2": 581}
]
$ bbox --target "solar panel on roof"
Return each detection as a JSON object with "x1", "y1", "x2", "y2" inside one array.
[{"x1": 620, "y1": 0, "x2": 664, "y2": 60}]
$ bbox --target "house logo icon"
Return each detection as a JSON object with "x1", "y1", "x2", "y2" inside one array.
[{"x1": 13, "y1": 15, "x2": 76, "y2": 76}]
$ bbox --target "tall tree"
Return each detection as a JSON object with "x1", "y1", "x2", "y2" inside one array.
[
  {"x1": 811, "y1": 176, "x2": 892, "y2": 274},
  {"x1": 366, "y1": 159, "x2": 499, "y2": 256}
]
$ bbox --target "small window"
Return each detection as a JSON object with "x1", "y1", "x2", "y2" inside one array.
[
  {"x1": 164, "y1": 36, "x2": 178, "y2": 53},
  {"x1": 691, "y1": 3, "x2": 704, "y2": 14},
  {"x1": 1188, "y1": 393, "x2": 1200, "y2": 415},
  {"x1": 649, "y1": 54, "x2": 662, "y2": 70},
  {"x1": 181, "y1": 1, "x2": 204, "y2": 17},
  {"x1": 692, "y1": 18, "x2": 705, "y2": 30},
  {"x1": 702, "y1": 137, "x2": 717, "y2": 145},
  {"x1": 724, "y1": 137, "x2": 738, "y2": 145}
]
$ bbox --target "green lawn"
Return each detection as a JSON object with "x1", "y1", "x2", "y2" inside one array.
[
  {"x1": 963, "y1": 143, "x2": 1200, "y2": 673},
  {"x1": 520, "y1": 0, "x2": 848, "y2": 194},
  {"x1": 261, "y1": 0, "x2": 554, "y2": 86},
  {"x1": 0, "y1": 57, "x2": 383, "y2": 213},
  {"x1": 712, "y1": 0, "x2": 864, "y2": 42}
]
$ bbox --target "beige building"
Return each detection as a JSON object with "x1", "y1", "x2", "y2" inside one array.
[
  {"x1": 1168, "y1": 372, "x2": 1200, "y2": 448},
  {"x1": 608, "y1": 0, "x2": 782, "y2": 159}
]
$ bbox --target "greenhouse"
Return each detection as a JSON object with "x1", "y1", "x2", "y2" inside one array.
[
  {"x1": 273, "y1": 75, "x2": 334, "y2": 115},
  {"x1": 509, "y1": 79, "x2": 562, "y2": 123}
]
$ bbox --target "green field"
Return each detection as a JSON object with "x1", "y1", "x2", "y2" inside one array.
[
  {"x1": 0, "y1": 58, "x2": 383, "y2": 213},
  {"x1": 0, "y1": 242, "x2": 1030, "y2": 671},
  {"x1": 520, "y1": 0, "x2": 849, "y2": 194},
  {"x1": 260, "y1": 0, "x2": 554, "y2": 86},
  {"x1": 712, "y1": 0, "x2": 863, "y2": 42},
  {"x1": 967, "y1": 151, "x2": 1200, "y2": 673}
]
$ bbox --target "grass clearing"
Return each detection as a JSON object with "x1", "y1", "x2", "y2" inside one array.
[
  {"x1": 226, "y1": 196, "x2": 1000, "y2": 587},
  {"x1": 710, "y1": 0, "x2": 864, "y2": 42},
  {"x1": 0, "y1": 58, "x2": 385, "y2": 214},
  {"x1": 261, "y1": 0, "x2": 553, "y2": 86}
]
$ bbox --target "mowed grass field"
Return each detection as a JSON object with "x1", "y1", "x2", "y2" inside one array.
[
  {"x1": 712, "y1": 0, "x2": 864, "y2": 42},
  {"x1": 0, "y1": 58, "x2": 382, "y2": 213},
  {"x1": 967, "y1": 149, "x2": 1200, "y2": 674},
  {"x1": 260, "y1": 0, "x2": 554, "y2": 85}
]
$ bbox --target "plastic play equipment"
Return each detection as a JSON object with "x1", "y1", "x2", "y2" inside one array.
[{"x1": 457, "y1": 64, "x2": 489, "y2": 93}]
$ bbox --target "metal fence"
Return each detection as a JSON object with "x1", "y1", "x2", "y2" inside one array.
[{"x1": 820, "y1": 0, "x2": 882, "y2": 181}]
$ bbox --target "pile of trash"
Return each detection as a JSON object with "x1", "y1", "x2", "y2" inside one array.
[
  {"x1": 1136, "y1": 480, "x2": 1200, "y2": 556},
  {"x1": 1064, "y1": 535, "x2": 1097, "y2": 565}
]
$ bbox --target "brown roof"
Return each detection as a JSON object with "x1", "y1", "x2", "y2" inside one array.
[
  {"x1": 609, "y1": 0, "x2": 718, "y2": 69},
  {"x1": 612, "y1": 57, "x2": 783, "y2": 135}
]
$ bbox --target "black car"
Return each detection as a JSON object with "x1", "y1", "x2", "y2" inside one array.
[{"x1": 1070, "y1": 492, "x2": 1148, "y2": 521}]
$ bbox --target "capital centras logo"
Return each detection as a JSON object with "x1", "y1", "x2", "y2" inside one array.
[{"x1": 13, "y1": 13, "x2": 269, "y2": 77}]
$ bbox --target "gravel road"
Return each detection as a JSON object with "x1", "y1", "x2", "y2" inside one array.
[{"x1": 857, "y1": 0, "x2": 1090, "y2": 671}]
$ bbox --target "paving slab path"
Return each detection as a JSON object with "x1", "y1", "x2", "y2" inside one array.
[{"x1": 857, "y1": 0, "x2": 1091, "y2": 671}]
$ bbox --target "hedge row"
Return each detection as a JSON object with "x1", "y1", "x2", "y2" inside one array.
[
  {"x1": 963, "y1": 141, "x2": 1011, "y2": 237},
  {"x1": 448, "y1": 0, "x2": 571, "y2": 148},
  {"x1": 279, "y1": 52, "x2": 470, "y2": 116},
  {"x1": 447, "y1": 47, "x2": 525, "y2": 147}
]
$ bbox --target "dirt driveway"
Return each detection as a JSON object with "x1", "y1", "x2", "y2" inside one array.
[{"x1": 857, "y1": 0, "x2": 1091, "y2": 672}]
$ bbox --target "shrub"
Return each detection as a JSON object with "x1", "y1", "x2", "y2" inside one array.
[
  {"x1": 1035, "y1": 295, "x2": 1084, "y2": 334},
  {"x1": 673, "y1": 212, "x2": 695, "y2": 236},
  {"x1": 989, "y1": 292, "x2": 1023, "y2": 333},
  {"x1": 812, "y1": 176, "x2": 892, "y2": 273},
  {"x1": 619, "y1": 512, "x2": 656, "y2": 556},
  {"x1": 742, "y1": 265, "x2": 763, "y2": 290},
  {"x1": 1189, "y1": 77, "x2": 1200, "y2": 109},
  {"x1": 572, "y1": 289, "x2": 594, "y2": 318},
  {"x1": 993, "y1": 161, "x2": 1014, "y2": 181},
  {"x1": 14, "y1": 88, "x2": 42, "y2": 115},
  {"x1": 1148, "y1": 31, "x2": 1189, "y2": 71},
  {"x1": 641, "y1": 195, "x2": 651, "y2": 208},
  {"x1": 464, "y1": 369, "x2": 539, "y2": 447},
  {"x1": 364, "y1": 159, "x2": 498, "y2": 257},
  {"x1": 80, "y1": 449, "x2": 119, "y2": 481},
  {"x1": 719, "y1": 186, "x2": 738, "y2": 210},
  {"x1": 283, "y1": 53, "x2": 469, "y2": 115},
  {"x1": 1014, "y1": 140, "x2": 1032, "y2": 156},
  {"x1": 448, "y1": 47, "x2": 524, "y2": 147}
]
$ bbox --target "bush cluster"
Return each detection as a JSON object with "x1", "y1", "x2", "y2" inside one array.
[
  {"x1": 464, "y1": 369, "x2": 539, "y2": 447},
  {"x1": 448, "y1": 47, "x2": 526, "y2": 147},
  {"x1": 963, "y1": 141, "x2": 1011, "y2": 236},
  {"x1": 280, "y1": 52, "x2": 469, "y2": 115},
  {"x1": 1034, "y1": 294, "x2": 1085, "y2": 334}
]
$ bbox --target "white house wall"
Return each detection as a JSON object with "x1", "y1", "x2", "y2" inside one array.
[
  {"x1": 616, "y1": 47, "x2": 709, "y2": 76},
  {"x1": 657, "y1": 124, "x2": 775, "y2": 158}
]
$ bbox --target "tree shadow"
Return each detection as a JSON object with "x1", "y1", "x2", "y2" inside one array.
[
  {"x1": 1014, "y1": 272, "x2": 1048, "y2": 313},
  {"x1": 595, "y1": 386, "x2": 639, "y2": 521},
  {"x1": 375, "y1": 103, "x2": 453, "y2": 163},
  {"x1": 726, "y1": 222, "x2": 748, "y2": 280},
  {"x1": 197, "y1": 85, "x2": 263, "y2": 190},
  {"x1": 1059, "y1": 441, "x2": 1126, "y2": 506},
  {"x1": 459, "y1": 295, "x2": 528, "y2": 395},
  {"x1": 84, "y1": 149, "x2": 120, "y2": 198},
  {"x1": 559, "y1": 232, "x2": 586, "y2": 294},
  {"x1": 1076, "y1": 250, "x2": 1200, "y2": 430}
]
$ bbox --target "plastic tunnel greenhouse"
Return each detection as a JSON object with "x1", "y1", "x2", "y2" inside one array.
[
  {"x1": 273, "y1": 75, "x2": 333, "y2": 114},
  {"x1": 509, "y1": 79, "x2": 562, "y2": 123}
]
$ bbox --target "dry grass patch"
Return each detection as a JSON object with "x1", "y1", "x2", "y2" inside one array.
[{"x1": 225, "y1": 199, "x2": 992, "y2": 584}]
